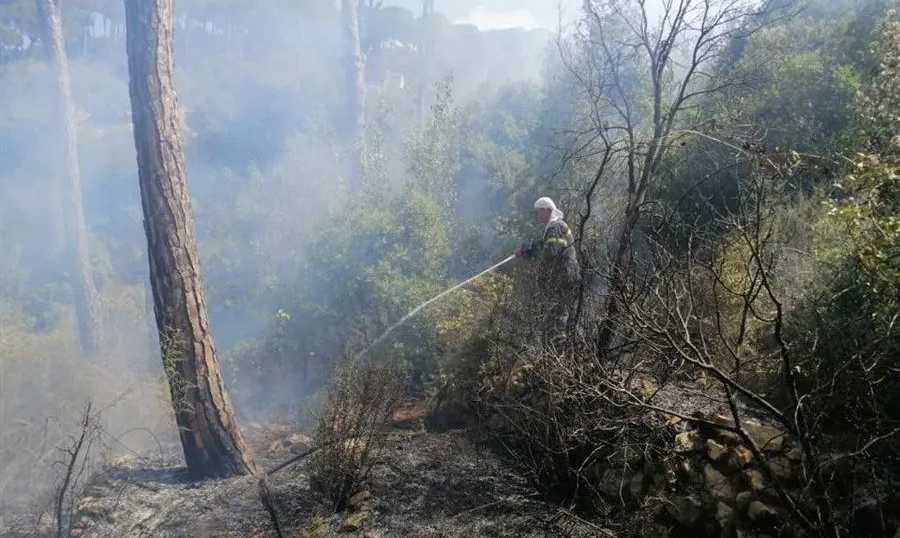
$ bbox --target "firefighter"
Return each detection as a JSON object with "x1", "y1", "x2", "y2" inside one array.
[{"x1": 515, "y1": 197, "x2": 581, "y2": 342}]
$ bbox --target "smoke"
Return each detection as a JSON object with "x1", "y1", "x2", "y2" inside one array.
[
  {"x1": 456, "y1": 6, "x2": 543, "y2": 30},
  {"x1": 0, "y1": 0, "x2": 558, "y2": 512},
  {"x1": 390, "y1": 1, "x2": 584, "y2": 31}
]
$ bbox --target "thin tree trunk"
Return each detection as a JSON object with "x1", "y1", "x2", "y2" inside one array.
[
  {"x1": 37, "y1": 0, "x2": 103, "y2": 357},
  {"x1": 416, "y1": 0, "x2": 434, "y2": 124},
  {"x1": 123, "y1": 0, "x2": 255, "y2": 479},
  {"x1": 342, "y1": 0, "x2": 365, "y2": 188},
  {"x1": 595, "y1": 203, "x2": 640, "y2": 351}
]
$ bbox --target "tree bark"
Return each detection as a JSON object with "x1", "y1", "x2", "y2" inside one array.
[
  {"x1": 36, "y1": 0, "x2": 103, "y2": 357},
  {"x1": 123, "y1": 0, "x2": 255, "y2": 479},
  {"x1": 342, "y1": 0, "x2": 365, "y2": 188}
]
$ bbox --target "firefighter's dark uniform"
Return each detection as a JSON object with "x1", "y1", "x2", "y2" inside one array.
[{"x1": 521, "y1": 219, "x2": 581, "y2": 343}]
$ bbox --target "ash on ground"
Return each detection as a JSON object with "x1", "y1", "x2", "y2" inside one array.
[{"x1": 2, "y1": 423, "x2": 600, "y2": 538}]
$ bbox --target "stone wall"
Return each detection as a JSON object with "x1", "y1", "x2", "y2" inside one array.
[{"x1": 588, "y1": 412, "x2": 805, "y2": 538}]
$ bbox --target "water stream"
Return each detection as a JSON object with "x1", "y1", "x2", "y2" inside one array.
[{"x1": 359, "y1": 254, "x2": 516, "y2": 358}]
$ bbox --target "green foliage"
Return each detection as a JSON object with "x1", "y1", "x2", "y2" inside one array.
[
  {"x1": 826, "y1": 13, "x2": 900, "y2": 327},
  {"x1": 759, "y1": 12, "x2": 900, "y2": 444},
  {"x1": 716, "y1": 9, "x2": 861, "y2": 153},
  {"x1": 0, "y1": 0, "x2": 561, "y2": 415},
  {"x1": 160, "y1": 326, "x2": 195, "y2": 416},
  {"x1": 297, "y1": 82, "x2": 465, "y2": 379},
  {"x1": 656, "y1": 0, "x2": 896, "y2": 233},
  {"x1": 0, "y1": 0, "x2": 37, "y2": 54},
  {"x1": 276, "y1": 78, "x2": 550, "y2": 387}
]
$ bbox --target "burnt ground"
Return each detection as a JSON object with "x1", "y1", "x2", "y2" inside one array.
[
  {"x1": 1, "y1": 423, "x2": 605, "y2": 538},
  {"x1": 0, "y1": 377, "x2": 739, "y2": 538}
]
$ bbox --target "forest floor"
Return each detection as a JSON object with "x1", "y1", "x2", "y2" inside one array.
[{"x1": 1, "y1": 411, "x2": 604, "y2": 538}]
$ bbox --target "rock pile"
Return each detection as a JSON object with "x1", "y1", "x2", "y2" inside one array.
[{"x1": 588, "y1": 413, "x2": 806, "y2": 538}]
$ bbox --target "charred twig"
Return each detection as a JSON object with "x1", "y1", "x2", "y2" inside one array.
[{"x1": 55, "y1": 402, "x2": 94, "y2": 538}]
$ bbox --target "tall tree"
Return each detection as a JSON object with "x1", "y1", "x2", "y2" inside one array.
[
  {"x1": 342, "y1": 0, "x2": 365, "y2": 187},
  {"x1": 123, "y1": 0, "x2": 255, "y2": 479},
  {"x1": 569, "y1": 1, "x2": 780, "y2": 351},
  {"x1": 36, "y1": 0, "x2": 103, "y2": 356},
  {"x1": 416, "y1": 0, "x2": 434, "y2": 124}
]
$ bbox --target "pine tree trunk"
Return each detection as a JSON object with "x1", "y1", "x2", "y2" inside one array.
[
  {"x1": 342, "y1": 0, "x2": 365, "y2": 188},
  {"x1": 36, "y1": 0, "x2": 103, "y2": 357},
  {"x1": 123, "y1": 0, "x2": 255, "y2": 479}
]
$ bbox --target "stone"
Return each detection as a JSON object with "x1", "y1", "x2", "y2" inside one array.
[
  {"x1": 286, "y1": 433, "x2": 313, "y2": 454},
  {"x1": 666, "y1": 415, "x2": 684, "y2": 431},
  {"x1": 744, "y1": 420, "x2": 787, "y2": 452},
  {"x1": 704, "y1": 464, "x2": 735, "y2": 501},
  {"x1": 767, "y1": 457, "x2": 793, "y2": 482},
  {"x1": 677, "y1": 460, "x2": 703, "y2": 486},
  {"x1": 717, "y1": 429, "x2": 744, "y2": 445},
  {"x1": 340, "y1": 511, "x2": 370, "y2": 532},
  {"x1": 716, "y1": 502, "x2": 735, "y2": 525},
  {"x1": 348, "y1": 490, "x2": 372, "y2": 510},
  {"x1": 730, "y1": 446, "x2": 754, "y2": 469},
  {"x1": 675, "y1": 431, "x2": 703, "y2": 453},
  {"x1": 735, "y1": 491, "x2": 754, "y2": 512},
  {"x1": 744, "y1": 469, "x2": 766, "y2": 492},
  {"x1": 717, "y1": 502, "x2": 737, "y2": 538},
  {"x1": 638, "y1": 379, "x2": 659, "y2": 398},
  {"x1": 785, "y1": 446, "x2": 803, "y2": 462},
  {"x1": 707, "y1": 439, "x2": 728, "y2": 462},
  {"x1": 760, "y1": 488, "x2": 783, "y2": 505},
  {"x1": 747, "y1": 501, "x2": 777, "y2": 524},
  {"x1": 667, "y1": 495, "x2": 704, "y2": 526},
  {"x1": 712, "y1": 414, "x2": 735, "y2": 427}
]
